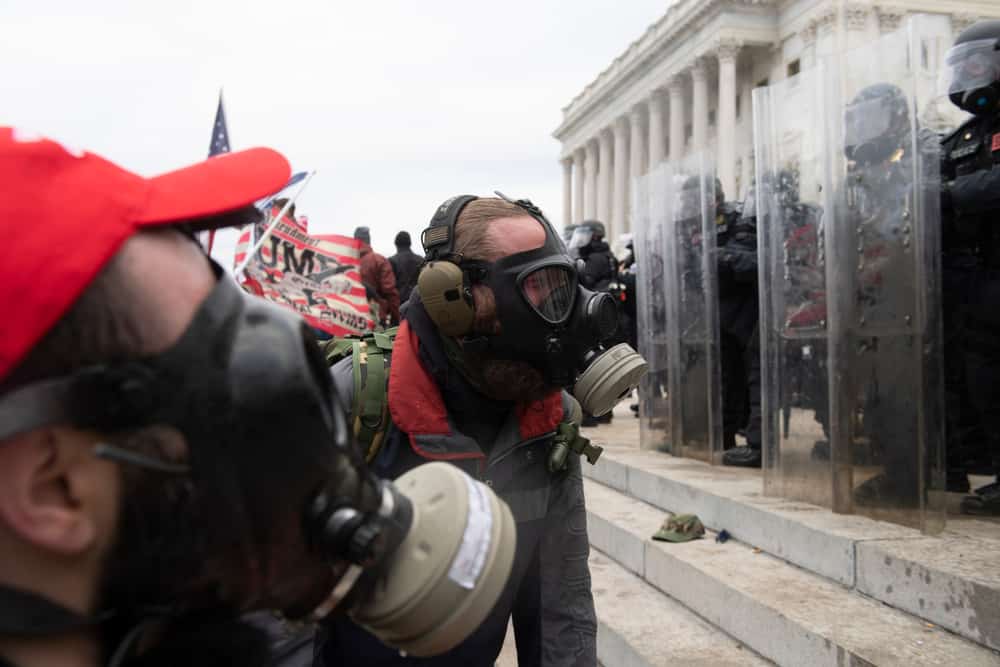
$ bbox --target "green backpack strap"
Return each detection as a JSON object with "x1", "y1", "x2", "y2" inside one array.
[{"x1": 349, "y1": 327, "x2": 397, "y2": 463}]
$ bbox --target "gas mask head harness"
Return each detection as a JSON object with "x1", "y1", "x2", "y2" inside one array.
[
  {"x1": 0, "y1": 257, "x2": 515, "y2": 661},
  {"x1": 944, "y1": 20, "x2": 1000, "y2": 116},
  {"x1": 417, "y1": 192, "x2": 646, "y2": 417}
]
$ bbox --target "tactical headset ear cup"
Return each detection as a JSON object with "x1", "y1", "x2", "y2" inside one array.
[{"x1": 418, "y1": 261, "x2": 475, "y2": 337}]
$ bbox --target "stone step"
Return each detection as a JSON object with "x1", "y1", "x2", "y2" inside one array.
[
  {"x1": 584, "y1": 478, "x2": 1000, "y2": 666},
  {"x1": 582, "y1": 444, "x2": 1000, "y2": 652},
  {"x1": 589, "y1": 550, "x2": 770, "y2": 666}
]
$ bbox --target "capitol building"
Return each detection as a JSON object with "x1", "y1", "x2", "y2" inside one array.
[{"x1": 554, "y1": 0, "x2": 1000, "y2": 241}]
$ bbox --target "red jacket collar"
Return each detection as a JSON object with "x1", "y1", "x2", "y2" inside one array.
[{"x1": 387, "y1": 321, "x2": 563, "y2": 441}]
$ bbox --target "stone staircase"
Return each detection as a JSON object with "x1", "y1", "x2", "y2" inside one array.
[{"x1": 580, "y1": 408, "x2": 1000, "y2": 667}]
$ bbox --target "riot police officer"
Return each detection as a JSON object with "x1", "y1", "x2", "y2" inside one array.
[
  {"x1": 941, "y1": 19, "x2": 1000, "y2": 515},
  {"x1": 721, "y1": 185, "x2": 763, "y2": 466},
  {"x1": 571, "y1": 220, "x2": 618, "y2": 291},
  {"x1": 711, "y1": 181, "x2": 759, "y2": 457},
  {"x1": 571, "y1": 221, "x2": 619, "y2": 425}
]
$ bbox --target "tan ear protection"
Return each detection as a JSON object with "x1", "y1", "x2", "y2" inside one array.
[
  {"x1": 418, "y1": 195, "x2": 480, "y2": 336},
  {"x1": 417, "y1": 260, "x2": 475, "y2": 337}
]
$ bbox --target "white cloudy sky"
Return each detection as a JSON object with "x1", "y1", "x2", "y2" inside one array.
[{"x1": 1, "y1": 1, "x2": 670, "y2": 263}]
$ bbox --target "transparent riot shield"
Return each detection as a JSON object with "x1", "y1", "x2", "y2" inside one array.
[
  {"x1": 754, "y1": 62, "x2": 835, "y2": 506},
  {"x1": 755, "y1": 17, "x2": 945, "y2": 533},
  {"x1": 662, "y1": 154, "x2": 723, "y2": 463},
  {"x1": 632, "y1": 164, "x2": 670, "y2": 451}
]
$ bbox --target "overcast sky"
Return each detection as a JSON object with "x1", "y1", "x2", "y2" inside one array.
[{"x1": 2, "y1": 1, "x2": 670, "y2": 262}]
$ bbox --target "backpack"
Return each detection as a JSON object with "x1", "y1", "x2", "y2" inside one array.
[
  {"x1": 318, "y1": 327, "x2": 603, "y2": 472},
  {"x1": 320, "y1": 327, "x2": 397, "y2": 463}
]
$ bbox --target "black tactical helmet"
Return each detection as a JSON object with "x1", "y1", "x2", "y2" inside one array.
[
  {"x1": 945, "y1": 20, "x2": 1000, "y2": 115},
  {"x1": 582, "y1": 220, "x2": 606, "y2": 238},
  {"x1": 844, "y1": 82, "x2": 910, "y2": 165}
]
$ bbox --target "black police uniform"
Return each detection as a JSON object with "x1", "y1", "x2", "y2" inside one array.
[
  {"x1": 939, "y1": 19, "x2": 1000, "y2": 513},
  {"x1": 716, "y1": 203, "x2": 760, "y2": 450},
  {"x1": 717, "y1": 200, "x2": 763, "y2": 465},
  {"x1": 941, "y1": 114, "x2": 1000, "y2": 511},
  {"x1": 578, "y1": 236, "x2": 618, "y2": 424}
]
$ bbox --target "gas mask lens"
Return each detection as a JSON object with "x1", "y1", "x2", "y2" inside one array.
[{"x1": 520, "y1": 265, "x2": 576, "y2": 323}]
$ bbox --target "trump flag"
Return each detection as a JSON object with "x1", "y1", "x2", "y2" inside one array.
[{"x1": 234, "y1": 206, "x2": 374, "y2": 336}]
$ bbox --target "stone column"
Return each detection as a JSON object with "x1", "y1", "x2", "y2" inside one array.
[
  {"x1": 561, "y1": 158, "x2": 573, "y2": 228},
  {"x1": 628, "y1": 107, "x2": 646, "y2": 232},
  {"x1": 800, "y1": 22, "x2": 818, "y2": 71},
  {"x1": 648, "y1": 91, "x2": 666, "y2": 168},
  {"x1": 740, "y1": 73, "x2": 754, "y2": 197},
  {"x1": 877, "y1": 7, "x2": 905, "y2": 35},
  {"x1": 584, "y1": 140, "x2": 598, "y2": 219},
  {"x1": 573, "y1": 149, "x2": 585, "y2": 224},
  {"x1": 612, "y1": 117, "x2": 629, "y2": 239},
  {"x1": 845, "y1": 3, "x2": 871, "y2": 49},
  {"x1": 668, "y1": 75, "x2": 685, "y2": 164},
  {"x1": 716, "y1": 41, "x2": 740, "y2": 200},
  {"x1": 691, "y1": 59, "x2": 709, "y2": 156},
  {"x1": 598, "y1": 129, "x2": 613, "y2": 224}
]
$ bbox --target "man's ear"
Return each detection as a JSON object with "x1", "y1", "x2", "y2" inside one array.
[{"x1": 0, "y1": 428, "x2": 119, "y2": 556}]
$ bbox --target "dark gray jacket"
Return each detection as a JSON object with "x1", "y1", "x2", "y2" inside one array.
[{"x1": 314, "y1": 302, "x2": 597, "y2": 667}]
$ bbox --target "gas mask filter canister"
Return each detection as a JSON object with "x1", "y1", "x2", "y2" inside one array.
[{"x1": 348, "y1": 462, "x2": 516, "y2": 656}]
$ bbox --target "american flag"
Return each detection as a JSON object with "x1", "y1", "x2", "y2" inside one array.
[
  {"x1": 203, "y1": 91, "x2": 230, "y2": 254},
  {"x1": 208, "y1": 92, "x2": 230, "y2": 156}
]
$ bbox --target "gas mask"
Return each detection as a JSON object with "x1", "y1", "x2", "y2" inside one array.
[
  {"x1": 0, "y1": 259, "x2": 515, "y2": 662},
  {"x1": 418, "y1": 193, "x2": 647, "y2": 417}
]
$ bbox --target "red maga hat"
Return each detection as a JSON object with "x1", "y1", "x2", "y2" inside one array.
[{"x1": 0, "y1": 127, "x2": 291, "y2": 380}]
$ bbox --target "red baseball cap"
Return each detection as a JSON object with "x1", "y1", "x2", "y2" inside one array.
[{"x1": 0, "y1": 126, "x2": 292, "y2": 381}]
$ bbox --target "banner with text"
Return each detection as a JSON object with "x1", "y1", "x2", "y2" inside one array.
[{"x1": 234, "y1": 207, "x2": 373, "y2": 336}]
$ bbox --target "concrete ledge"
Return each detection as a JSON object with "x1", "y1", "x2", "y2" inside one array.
[
  {"x1": 582, "y1": 445, "x2": 1000, "y2": 652},
  {"x1": 584, "y1": 448, "x2": 913, "y2": 587},
  {"x1": 589, "y1": 551, "x2": 768, "y2": 666},
  {"x1": 856, "y1": 532, "x2": 1000, "y2": 652},
  {"x1": 585, "y1": 479, "x2": 1000, "y2": 667}
]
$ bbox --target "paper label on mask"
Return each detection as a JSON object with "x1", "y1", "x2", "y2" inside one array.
[{"x1": 448, "y1": 476, "x2": 494, "y2": 590}]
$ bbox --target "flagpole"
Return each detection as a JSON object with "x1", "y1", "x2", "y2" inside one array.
[
  {"x1": 206, "y1": 87, "x2": 227, "y2": 258},
  {"x1": 234, "y1": 170, "x2": 317, "y2": 277}
]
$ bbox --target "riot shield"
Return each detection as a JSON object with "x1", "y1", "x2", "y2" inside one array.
[
  {"x1": 662, "y1": 154, "x2": 723, "y2": 463},
  {"x1": 755, "y1": 17, "x2": 945, "y2": 533},
  {"x1": 754, "y1": 62, "x2": 835, "y2": 505},
  {"x1": 632, "y1": 164, "x2": 670, "y2": 451}
]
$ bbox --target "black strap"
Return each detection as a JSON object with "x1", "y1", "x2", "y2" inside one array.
[{"x1": 0, "y1": 585, "x2": 102, "y2": 637}]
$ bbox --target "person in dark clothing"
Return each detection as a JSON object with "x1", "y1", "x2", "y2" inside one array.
[
  {"x1": 572, "y1": 221, "x2": 618, "y2": 292},
  {"x1": 714, "y1": 184, "x2": 762, "y2": 464},
  {"x1": 388, "y1": 230, "x2": 423, "y2": 306},
  {"x1": 316, "y1": 196, "x2": 597, "y2": 667},
  {"x1": 570, "y1": 221, "x2": 619, "y2": 426},
  {"x1": 355, "y1": 226, "x2": 401, "y2": 326},
  {"x1": 940, "y1": 19, "x2": 1000, "y2": 514}
]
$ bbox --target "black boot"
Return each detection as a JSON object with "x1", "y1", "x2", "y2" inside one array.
[
  {"x1": 723, "y1": 445, "x2": 761, "y2": 468},
  {"x1": 961, "y1": 477, "x2": 1000, "y2": 516}
]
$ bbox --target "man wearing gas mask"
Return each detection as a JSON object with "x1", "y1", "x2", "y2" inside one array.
[
  {"x1": 940, "y1": 19, "x2": 1000, "y2": 515},
  {"x1": 0, "y1": 130, "x2": 517, "y2": 667},
  {"x1": 316, "y1": 195, "x2": 646, "y2": 666}
]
